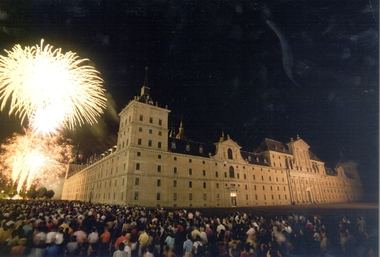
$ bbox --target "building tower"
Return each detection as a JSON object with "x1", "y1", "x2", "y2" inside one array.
[{"x1": 116, "y1": 71, "x2": 171, "y2": 153}]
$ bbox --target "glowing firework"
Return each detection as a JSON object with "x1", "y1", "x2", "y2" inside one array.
[
  {"x1": 0, "y1": 132, "x2": 73, "y2": 193},
  {"x1": 0, "y1": 39, "x2": 107, "y2": 134}
]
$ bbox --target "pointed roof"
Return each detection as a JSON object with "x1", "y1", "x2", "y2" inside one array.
[{"x1": 175, "y1": 121, "x2": 185, "y2": 139}]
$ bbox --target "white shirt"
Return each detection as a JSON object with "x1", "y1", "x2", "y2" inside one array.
[
  {"x1": 123, "y1": 245, "x2": 132, "y2": 257},
  {"x1": 88, "y1": 232, "x2": 99, "y2": 244}
]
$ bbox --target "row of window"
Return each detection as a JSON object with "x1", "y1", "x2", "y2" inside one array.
[
  {"x1": 131, "y1": 192, "x2": 288, "y2": 201},
  {"x1": 137, "y1": 138, "x2": 162, "y2": 148},
  {"x1": 138, "y1": 127, "x2": 163, "y2": 136},
  {"x1": 138, "y1": 115, "x2": 163, "y2": 126},
  {"x1": 133, "y1": 177, "x2": 287, "y2": 192},
  {"x1": 135, "y1": 163, "x2": 286, "y2": 182}
]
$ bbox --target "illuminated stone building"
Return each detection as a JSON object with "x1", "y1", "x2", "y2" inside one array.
[{"x1": 62, "y1": 86, "x2": 362, "y2": 207}]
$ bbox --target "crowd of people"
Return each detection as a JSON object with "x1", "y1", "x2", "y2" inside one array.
[{"x1": 0, "y1": 200, "x2": 377, "y2": 257}]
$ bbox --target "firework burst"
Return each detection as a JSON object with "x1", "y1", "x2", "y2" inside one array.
[
  {"x1": 0, "y1": 131, "x2": 73, "y2": 193},
  {"x1": 0, "y1": 39, "x2": 107, "y2": 135}
]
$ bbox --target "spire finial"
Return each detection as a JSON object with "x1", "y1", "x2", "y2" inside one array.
[{"x1": 220, "y1": 131, "x2": 225, "y2": 142}]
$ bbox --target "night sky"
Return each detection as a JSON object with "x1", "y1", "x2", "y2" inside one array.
[{"x1": 0, "y1": 0, "x2": 378, "y2": 201}]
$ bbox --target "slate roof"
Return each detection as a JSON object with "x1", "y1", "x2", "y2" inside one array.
[
  {"x1": 256, "y1": 138, "x2": 289, "y2": 153},
  {"x1": 168, "y1": 138, "x2": 215, "y2": 157},
  {"x1": 240, "y1": 151, "x2": 270, "y2": 166}
]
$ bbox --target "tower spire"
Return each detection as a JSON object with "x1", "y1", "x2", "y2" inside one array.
[
  {"x1": 176, "y1": 120, "x2": 185, "y2": 139},
  {"x1": 139, "y1": 66, "x2": 151, "y2": 103}
]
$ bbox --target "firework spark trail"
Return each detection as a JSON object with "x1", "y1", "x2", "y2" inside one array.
[
  {"x1": 0, "y1": 39, "x2": 107, "y2": 135},
  {"x1": 0, "y1": 132, "x2": 73, "y2": 193}
]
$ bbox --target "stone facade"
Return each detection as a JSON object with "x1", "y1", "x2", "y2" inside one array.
[{"x1": 61, "y1": 86, "x2": 362, "y2": 207}]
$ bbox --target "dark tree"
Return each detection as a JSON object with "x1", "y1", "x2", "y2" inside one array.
[
  {"x1": 45, "y1": 190, "x2": 55, "y2": 199},
  {"x1": 37, "y1": 187, "x2": 47, "y2": 199},
  {"x1": 27, "y1": 187, "x2": 37, "y2": 199}
]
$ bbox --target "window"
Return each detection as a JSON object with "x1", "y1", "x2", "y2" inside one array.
[
  {"x1": 136, "y1": 163, "x2": 140, "y2": 170},
  {"x1": 171, "y1": 142, "x2": 176, "y2": 149},
  {"x1": 134, "y1": 192, "x2": 139, "y2": 200},
  {"x1": 189, "y1": 193, "x2": 192, "y2": 200},
  {"x1": 189, "y1": 159, "x2": 192, "y2": 163},
  {"x1": 224, "y1": 172, "x2": 227, "y2": 178},
  {"x1": 229, "y1": 166, "x2": 235, "y2": 178},
  {"x1": 186, "y1": 144, "x2": 190, "y2": 152},
  {"x1": 215, "y1": 171, "x2": 219, "y2": 177},
  {"x1": 138, "y1": 138, "x2": 142, "y2": 145},
  {"x1": 254, "y1": 185, "x2": 257, "y2": 190},
  {"x1": 149, "y1": 117, "x2": 153, "y2": 123},
  {"x1": 202, "y1": 170, "x2": 206, "y2": 176},
  {"x1": 174, "y1": 156, "x2": 177, "y2": 161},
  {"x1": 189, "y1": 168, "x2": 192, "y2": 176},
  {"x1": 157, "y1": 165, "x2": 161, "y2": 172},
  {"x1": 148, "y1": 140, "x2": 152, "y2": 147},
  {"x1": 244, "y1": 174, "x2": 246, "y2": 179},
  {"x1": 158, "y1": 119, "x2": 162, "y2": 125},
  {"x1": 255, "y1": 194, "x2": 258, "y2": 200},
  {"x1": 139, "y1": 115, "x2": 143, "y2": 121},
  {"x1": 189, "y1": 181, "x2": 192, "y2": 188},
  {"x1": 156, "y1": 193, "x2": 160, "y2": 200},
  {"x1": 203, "y1": 182, "x2": 206, "y2": 189},
  {"x1": 227, "y1": 148, "x2": 233, "y2": 159},
  {"x1": 173, "y1": 193, "x2": 177, "y2": 201},
  {"x1": 245, "y1": 185, "x2": 248, "y2": 190},
  {"x1": 158, "y1": 142, "x2": 162, "y2": 148},
  {"x1": 253, "y1": 175, "x2": 255, "y2": 180},
  {"x1": 149, "y1": 129, "x2": 152, "y2": 134},
  {"x1": 203, "y1": 193, "x2": 207, "y2": 200},
  {"x1": 139, "y1": 127, "x2": 142, "y2": 132},
  {"x1": 263, "y1": 185, "x2": 265, "y2": 190},
  {"x1": 173, "y1": 180, "x2": 177, "y2": 187},
  {"x1": 173, "y1": 167, "x2": 177, "y2": 174},
  {"x1": 157, "y1": 179, "x2": 161, "y2": 187},
  {"x1": 158, "y1": 131, "x2": 162, "y2": 136},
  {"x1": 199, "y1": 146, "x2": 203, "y2": 153},
  {"x1": 158, "y1": 154, "x2": 161, "y2": 159},
  {"x1": 269, "y1": 176, "x2": 272, "y2": 181},
  {"x1": 261, "y1": 176, "x2": 264, "y2": 181},
  {"x1": 216, "y1": 183, "x2": 219, "y2": 189},
  {"x1": 135, "y1": 177, "x2": 139, "y2": 185}
]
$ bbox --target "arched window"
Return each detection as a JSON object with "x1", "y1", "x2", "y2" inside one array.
[
  {"x1": 227, "y1": 148, "x2": 233, "y2": 159},
  {"x1": 229, "y1": 166, "x2": 235, "y2": 178}
]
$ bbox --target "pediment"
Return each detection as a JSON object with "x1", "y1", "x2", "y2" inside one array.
[
  {"x1": 218, "y1": 138, "x2": 242, "y2": 149},
  {"x1": 292, "y1": 138, "x2": 310, "y2": 149}
]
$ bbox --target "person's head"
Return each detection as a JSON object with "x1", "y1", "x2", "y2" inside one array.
[{"x1": 118, "y1": 243, "x2": 125, "y2": 251}]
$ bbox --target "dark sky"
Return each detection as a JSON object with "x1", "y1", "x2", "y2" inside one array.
[{"x1": 0, "y1": 0, "x2": 378, "y2": 201}]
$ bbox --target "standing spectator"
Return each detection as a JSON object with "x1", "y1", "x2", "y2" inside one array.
[{"x1": 183, "y1": 234, "x2": 193, "y2": 257}]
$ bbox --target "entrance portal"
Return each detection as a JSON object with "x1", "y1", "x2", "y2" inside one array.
[{"x1": 230, "y1": 191, "x2": 237, "y2": 207}]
